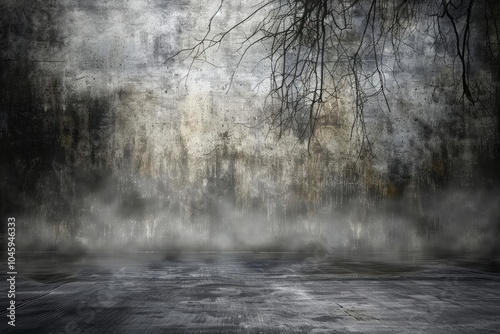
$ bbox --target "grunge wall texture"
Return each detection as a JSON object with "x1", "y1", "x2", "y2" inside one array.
[{"x1": 1, "y1": 0, "x2": 499, "y2": 256}]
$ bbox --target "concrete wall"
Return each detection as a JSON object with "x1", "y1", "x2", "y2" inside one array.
[{"x1": 1, "y1": 0, "x2": 498, "y2": 254}]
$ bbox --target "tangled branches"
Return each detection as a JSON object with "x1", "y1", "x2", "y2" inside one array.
[{"x1": 168, "y1": 0, "x2": 500, "y2": 157}]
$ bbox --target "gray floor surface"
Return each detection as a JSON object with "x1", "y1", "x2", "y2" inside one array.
[{"x1": 1, "y1": 252, "x2": 499, "y2": 333}]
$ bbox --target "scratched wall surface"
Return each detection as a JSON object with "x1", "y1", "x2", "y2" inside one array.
[{"x1": 1, "y1": 0, "x2": 499, "y2": 254}]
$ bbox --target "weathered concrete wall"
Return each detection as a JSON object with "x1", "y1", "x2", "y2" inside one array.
[{"x1": 1, "y1": 0, "x2": 498, "y2": 254}]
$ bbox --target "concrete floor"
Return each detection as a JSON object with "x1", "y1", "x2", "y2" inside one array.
[{"x1": 1, "y1": 252, "x2": 499, "y2": 333}]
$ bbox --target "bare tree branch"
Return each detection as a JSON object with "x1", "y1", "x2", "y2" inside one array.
[{"x1": 169, "y1": 0, "x2": 500, "y2": 157}]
